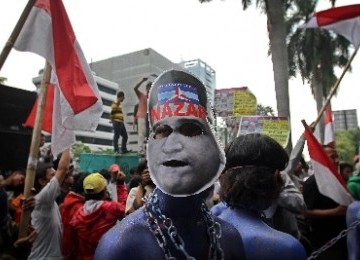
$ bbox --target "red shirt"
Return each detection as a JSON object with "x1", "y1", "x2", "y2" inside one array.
[
  {"x1": 70, "y1": 201, "x2": 125, "y2": 260},
  {"x1": 60, "y1": 192, "x2": 85, "y2": 259}
]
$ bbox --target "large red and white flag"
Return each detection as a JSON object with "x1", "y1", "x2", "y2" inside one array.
[
  {"x1": 15, "y1": 0, "x2": 103, "y2": 156},
  {"x1": 324, "y1": 105, "x2": 335, "y2": 147},
  {"x1": 305, "y1": 126, "x2": 353, "y2": 206},
  {"x1": 300, "y1": 4, "x2": 360, "y2": 48}
]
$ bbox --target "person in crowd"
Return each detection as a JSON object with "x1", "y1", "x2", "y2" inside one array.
[
  {"x1": 133, "y1": 77, "x2": 151, "y2": 157},
  {"x1": 132, "y1": 103, "x2": 139, "y2": 132},
  {"x1": 28, "y1": 149, "x2": 71, "y2": 259},
  {"x1": 217, "y1": 133, "x2": 307, "y2": 259},
  {"x1": 60, "y1": 171, "x2": 88, "y2": 259},
  {"x1": 348, "y1": 161, "x2": 360, "y2": 200},
  {"x1": 108, "y1": 163, "x2": 128, "y2": 208},
  {"x1": 126, "y1": 167, "x2": 140, "y2": 190},
  {"x1": 69, "y1": 172, "x2": 125, "y2": 260},
  {"x1": 303, "y1": 145, "x2": 348, "y2": 259},
  {"x1": 339, "y1": 162, "x2": 353, "y2": 183},
  {"x1": 4, "y1": 170, "x2": 26, "y2": 224},
  {"x1": 110, "y1": 91, "x2": 128, "y2": 154},
  {"x1": 95, "y1": 70, "x2": 245, "y2": 259},
  {"x1": 346, "y1": 201, "x2": 360, "y2": 260},
  {"x1": 125, "y1": 159, "x2": 154, "y2": 215}
]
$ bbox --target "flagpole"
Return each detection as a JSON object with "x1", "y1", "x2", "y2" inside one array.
[
  {"x1": 0, "y1": 0, "x2": 36, "y2": 71},
  {"x1": 18, "y1": 61, "x2": 51, "y2": 239},
  {"x1": 313, "y1": 47, "x2": 359, "y2": 127}
]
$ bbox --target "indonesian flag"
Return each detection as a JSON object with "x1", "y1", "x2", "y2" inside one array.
[
  {"x1": 324, "y1": 105, "x2": 335, "y2": 147},
  {"x1": 300, "y1": 4, "x2": 360, "y2": 48},
  {"x1": 23, "y1": 84, "x2": 54, "y2": 133},
  {"x1": 305, "y1": 126, "x2": 353, "y2": 206},
  {"x1": 15, "y1": 0, "x2": 103, "y2": 156}
]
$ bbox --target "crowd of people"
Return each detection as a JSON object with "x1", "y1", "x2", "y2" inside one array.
[{"x1": 1, "y1": 69, "x2": 360, "y2": 259}]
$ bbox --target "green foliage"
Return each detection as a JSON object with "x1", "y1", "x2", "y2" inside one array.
[
  {"x1": 0, "y1": 77, "x2": 7, "y2": 84},
  {"x1": 335, "y1": 128, "x2": 360, "y2": 163},
  {"x1": 256, "y1": 104, "x2": 276, "y2": 116},
  {"x1": 71, "y1": 143, "x2": 91, "y2": 158}
]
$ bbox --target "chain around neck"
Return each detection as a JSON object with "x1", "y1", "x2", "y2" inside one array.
[{"x1": 144, "y1": 192, "x2": 224, "y2": 260}]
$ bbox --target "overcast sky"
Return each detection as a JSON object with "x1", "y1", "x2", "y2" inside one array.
[{"x1": 0, "y1": 0, "x2": 359, "y2": 156}]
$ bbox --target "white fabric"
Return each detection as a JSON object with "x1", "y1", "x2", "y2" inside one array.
[
  {"x1": 301, "y1": 13, "x2": 360, "y2": 48},
  {"x1": 125, "y1": 187, "x2": 138, "y2": 213},
  {"x1": 14, "y1": 2, "x2": 102, "y2": 156},
  {"x1": 28, "y1": 177, "x2": 63, "y2": 260},
  {"x1": 312, "y1": 160, "x2": 354, "y2": 206},
  {"x1": 324, "y1": 122, "x2": 335, "y2": 146},
  {"x1": 137, "y1": 117, "x2": 147, "y2": 155}
]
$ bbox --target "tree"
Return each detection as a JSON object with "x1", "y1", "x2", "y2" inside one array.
[
  {"x1": 0, "y1": 76, "x2": 7, "y2": 84},
  {"x1": 257, "y1": 104, "x2": 275, "y2": 116},
  {"x1": 199, "y1": 0, "x2": 293, "y2": 153},
  {"x1": 286, "y1": 0, "x2": 351, "y2": 142},
  {"x1": 336, "y1": 129, "x2": 360, "y2": 163}
]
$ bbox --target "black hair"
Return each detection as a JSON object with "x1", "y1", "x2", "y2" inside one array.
[
  {"x1": 146, "y1": 82, "x2": 152, "y2": 91},
  {"x1": 137, "y1": 159, "x2": 148, "y2": 174},
  {"x1": 71, "y1": 172, "x2": 89, "y2": 195},
  {"x1": 117, "y1": 91, "x2": 124, "y2": 98},
  {"x1": 220, "y1": 133, "x2": 288, "y2": 212},
  {"x1": 98, "y1": 169, "x2": 111, "y2": 182},
  {"x1": 340, "y1": 162, "x2": 353, "y2": 173},
  {"x1": 34, "y1": 162, "x2": 53, "y2": 192},
  {"x1": 84, "y1": 189, "x2": 106, "y2": 201}
]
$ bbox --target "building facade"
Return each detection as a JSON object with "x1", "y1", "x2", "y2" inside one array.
[
  {"x1": 333, "y1": 109, "x2": 359, "y2": 132},
  {"x1": 90, "y1": 48, "x2": 183, "y2": 152},
  {"x1": 178, "y1": 59, "x2": 216, "y2": 104}
]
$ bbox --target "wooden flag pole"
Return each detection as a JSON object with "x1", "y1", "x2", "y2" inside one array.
[
  {"x1": 0, "y1": 0, "x2": 36, "y2": 71},
  {"x1": 18, "y1": 61, "x2": 51, "y2": 238},
  {"x1": 313, "y1": 47, "x2": 359, "y2": 127}
]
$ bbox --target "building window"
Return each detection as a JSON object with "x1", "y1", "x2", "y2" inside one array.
[{"x1": 98, "y1": 84, "x2": 116, "y2": 95}]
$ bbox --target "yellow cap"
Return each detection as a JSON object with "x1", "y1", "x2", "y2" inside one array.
[{"x1": 83, "y1": 173, "x2": 107, "y2": 194}]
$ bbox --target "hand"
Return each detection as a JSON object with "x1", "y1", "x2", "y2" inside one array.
[
  {"x1": 22, "y1": 195, "x2": 36, "y2": 212},
  {"x1": 14, "y1": 229, "x2": 37, "y2": 248},
  {"x1": 333, "y1": 205, "x2": 347, "y2": 216},
  {"x1": 141, "y1": 169, "x2": 152, "y2": 186},
  {"x1": 142, "y1": 77, "x2": 148, "y2": 82},
  {"x1": 117, "y1": 171, "x2": 126, "y2": 182},
  {"x1": 309, "y1": 121, "x2": 316, "y2": 133}
]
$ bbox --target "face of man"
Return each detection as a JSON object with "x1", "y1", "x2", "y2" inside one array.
[
  {"x1": 147, "y1": 116, "x2": 221, "y2": 196},
  {"x1": 324, "y1": 146, "x2": 340, "y2": 168}
]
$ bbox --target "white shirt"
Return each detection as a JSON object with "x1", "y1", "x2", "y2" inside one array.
[{"x1": 28, "y1": 177, "x2": 63, "y2": 260}]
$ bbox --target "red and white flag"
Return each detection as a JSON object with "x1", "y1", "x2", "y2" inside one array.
[
  {"x1": 300, "y1": 4, "x2": 360, "y2": 48},
  {"x1": 23, "y1": 84, "x2": 54, "y2": 133},
  {"x1": 324, "y1": 105, "x2": 335, "y2": 147},
  {"x1": 304, "y1": 126, "x2": 353, "y2": 206},
  {"x1": 15, "y1": 0, "x2": 103, "y2": 156}
]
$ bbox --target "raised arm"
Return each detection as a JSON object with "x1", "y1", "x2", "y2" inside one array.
[
  {"x1": 54, "y1": 149, "x2": 71, "y2": 185},
  {"x1": 133, "y1": 78, "x2": 148, "y2": 95}
]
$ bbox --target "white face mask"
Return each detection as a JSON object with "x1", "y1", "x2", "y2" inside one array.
[{"x1": 147, "y1": 116, "x2": 224, "y2": 197}]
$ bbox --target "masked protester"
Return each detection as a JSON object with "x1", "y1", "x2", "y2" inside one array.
[{"x1": 95, "y1": 70, "x2": 245, "y2": 259}]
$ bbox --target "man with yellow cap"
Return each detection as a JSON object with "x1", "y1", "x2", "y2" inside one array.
[{"x1": 68, "y1": 172, "x2": 125, "y2": 260}]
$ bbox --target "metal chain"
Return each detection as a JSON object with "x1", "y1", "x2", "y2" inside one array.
[
  {"x1": 308, "y1": 218, "x2": 360, "y2": 259},
  {"x1": 201, "y1": 203, "x2": 224, "y2": 260},
  {"x1": 144, "y1": 192, "x2": 224, "y2": 260}
]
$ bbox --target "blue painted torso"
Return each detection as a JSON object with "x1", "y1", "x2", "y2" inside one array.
[
  {"x1": 218, "y1": 207, "x2": 307, "y2": 260},
  {"x1": 347, "y1": 201, "x2": 360, "y2": 260},
  {"x1": 95, "y1": 189, "x2": 245, "y2": 259}
]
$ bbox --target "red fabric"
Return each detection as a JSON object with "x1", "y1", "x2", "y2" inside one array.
[
  {"x1": 34, "y1": 0, "x2": 98, "y2": 114},
  {"x1": 23, "y1": 84, "x2": 54, "y2": 133},
  {"x1": 60, "y1": 192, "x2": 85, "y2": 259},
  {"x1": 315, "y1": 4, "x2": 360, "y2": 26},
  {"x1": 116, "y1": 184, "x2": 128, "y2": 209},
  {"x1": 305, "y1": 126, "x2": 348, "y2": 190},
  {"x1": 70, "y1": 201, "x2": 125, "y2": 260}
]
